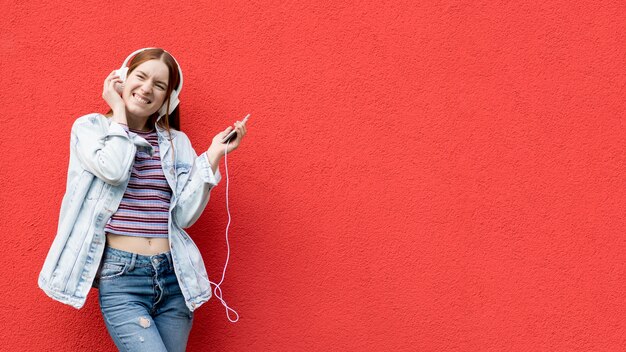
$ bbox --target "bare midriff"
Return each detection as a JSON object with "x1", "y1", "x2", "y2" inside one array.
[{"x1": 105, "y1": 232, "x2": 170, "y2": 256}]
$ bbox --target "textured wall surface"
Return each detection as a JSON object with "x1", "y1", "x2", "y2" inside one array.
[{"x1": 1, "y1": 0, "x2": 624, "y2": 351}]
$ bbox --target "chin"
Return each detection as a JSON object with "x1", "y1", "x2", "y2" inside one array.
[{"x1": 124, "y1": 103, "x2": 154, "y2": 118}]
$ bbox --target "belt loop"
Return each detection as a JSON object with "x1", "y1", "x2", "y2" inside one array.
[
  {"x1": 128, "y1": 253, "x2": 137, "y2": 272},
  {"x1": 165, "y1": 251, "x2": 173, "y2": 271}
]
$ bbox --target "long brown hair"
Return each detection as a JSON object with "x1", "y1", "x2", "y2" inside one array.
[{"x1": 104, "y1": 48, "x2": 181, "y2": 134}]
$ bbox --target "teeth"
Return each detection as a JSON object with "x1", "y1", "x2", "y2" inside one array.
[{"x1": 133, "y1": 94, "x2": 150, "y2": 104}]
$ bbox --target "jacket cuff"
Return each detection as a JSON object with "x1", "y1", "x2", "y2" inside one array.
[{"x1": 199, "y1": 152, "x2": 222, "y2": 186}]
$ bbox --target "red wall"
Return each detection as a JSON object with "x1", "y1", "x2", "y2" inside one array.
[{"x1": 1, "y1": 1, "x2": 624, "y2": 351}]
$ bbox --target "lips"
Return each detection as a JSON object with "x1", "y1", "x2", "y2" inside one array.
[{"x1": 132, "y1": 93, "x2": 151, "y2": 104}]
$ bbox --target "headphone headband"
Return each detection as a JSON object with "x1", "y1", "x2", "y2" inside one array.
[{"x1": 120, "y1": 47, "x2": 183, "y2": 92}]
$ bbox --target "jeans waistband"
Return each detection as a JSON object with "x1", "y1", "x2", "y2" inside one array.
[{"x1": 103, "y1": 246, "x2": 173, "y2": 271}]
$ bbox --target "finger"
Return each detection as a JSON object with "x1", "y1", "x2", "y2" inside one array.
[
  {"x1": 109, "y1": 82, "x2": 123, "y2": 94},
  {"x1": 104, "y1": 72, "x2": 115, "y2": 87},
  {"x1": 235, "y1": 126, "x2": 245, "y2": 140},
  {"x1": 106, "y1": 78, "x2": 120, "y2": 89},
  {"x1": 235, "y1": 123, "x2": 245, "y2": 136},
  {"x1": 106, "y1": 74, "x2": 120, "y2": 84},
  {"x1": 108, "y1": 79, "x2": 119, "y2": 90},
  {"x1": 229, "y1": 124, "x2": 240, "y2": 137}
]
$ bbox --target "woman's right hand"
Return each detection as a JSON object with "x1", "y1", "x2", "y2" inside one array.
[{"x1": 102, "y1": 70, "x2": 126, "y2": 112}]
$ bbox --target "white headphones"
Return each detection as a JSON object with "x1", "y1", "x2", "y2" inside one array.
[{"x1": 115, "y1": 48, "x2": 184, "y2": 118}]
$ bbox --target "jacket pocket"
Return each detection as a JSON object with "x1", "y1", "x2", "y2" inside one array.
[{"x1": 175, "y1": 163, "x2": 192, "y2": 195}]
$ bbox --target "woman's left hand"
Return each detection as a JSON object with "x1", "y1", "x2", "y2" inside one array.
[{"x1": 209, "y1": 119, "x2": 248, "y2": 156}]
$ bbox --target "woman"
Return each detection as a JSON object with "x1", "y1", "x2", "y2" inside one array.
[{"x1": 38, "y1": 48, "x2": 247, "y2": 351}]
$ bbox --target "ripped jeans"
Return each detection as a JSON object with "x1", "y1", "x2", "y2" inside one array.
[{"x1": 96, "y1": 246, "x2": 194, "y2": 352}]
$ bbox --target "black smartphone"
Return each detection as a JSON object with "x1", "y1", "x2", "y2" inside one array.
[{"x1": 221, "y1": 114, "x2": 250, "y2": 143}]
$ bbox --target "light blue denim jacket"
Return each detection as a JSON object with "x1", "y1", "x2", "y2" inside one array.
[{"x1": 38, "y1": 112, "x2": 221, "y2": 312}]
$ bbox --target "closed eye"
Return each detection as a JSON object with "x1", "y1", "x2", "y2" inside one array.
[{"x1": 136, "y1": 74, "x2": 166, "y2": 90}]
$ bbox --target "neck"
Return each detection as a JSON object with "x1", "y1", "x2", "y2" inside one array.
[{"x1": 125, "y1": 110, "x2": 152, "y2": 131}]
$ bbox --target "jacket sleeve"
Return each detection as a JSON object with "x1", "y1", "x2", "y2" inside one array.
[
  {"x1": 71, "y1": 113, "x2": 136, "y2": 186},
  {"x1": 173, "y1": 144, "x2": 222, "y2": 229}
]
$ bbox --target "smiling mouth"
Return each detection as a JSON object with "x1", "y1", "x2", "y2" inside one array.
[{"x1": 132, "y1": 93, "x2": 152, "y2": 104}]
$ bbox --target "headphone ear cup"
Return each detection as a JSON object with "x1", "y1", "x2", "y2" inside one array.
[
  {"x1": 116, "y1": 67, "x2": 129, "y2": 82},
  {"x1": 158, "y1": 104, "x2": 167, "y2": 118},
  {"x1": 158, "y1": 90, "x2": 180, "y2": 118},
  {"x1": 113, "y1": 67, "x2": 128, "y2": 94},
  {"x1": 169, "y1": 90, "x2": 179, "y2": 113}
]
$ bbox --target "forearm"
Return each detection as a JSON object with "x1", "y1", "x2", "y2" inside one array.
[
  {"x1": 173, "y1": 149, "x2": 223, "y2": 228},
  {"x1": 206, "y1": 147, "x2": 224, "y2": 175},
  {"x1": 72, "y1": 113, "x2": 136, "y2": 185}
]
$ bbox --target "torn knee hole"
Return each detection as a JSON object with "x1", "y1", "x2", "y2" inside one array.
[{"x1": 139, "y1": 317, "x2": 151, "y2": 328}]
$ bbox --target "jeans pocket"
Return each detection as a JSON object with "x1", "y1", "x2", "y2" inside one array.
[{"x1": 99, "y1": 261, "x2": 128, "y2": 280}]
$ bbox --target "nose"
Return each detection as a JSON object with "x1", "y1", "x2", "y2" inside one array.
[{"x1": 140, "y1": 81, "x2": 153, "y2": 95}]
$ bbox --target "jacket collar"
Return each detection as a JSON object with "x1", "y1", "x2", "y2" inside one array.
[{"x1": 155, "y1": 113, "x2": 178, "y2": 140}]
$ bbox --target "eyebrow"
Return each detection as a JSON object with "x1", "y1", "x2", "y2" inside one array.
[{"x1": 136, "y1": 70, "x2": 168, "y2": 86}]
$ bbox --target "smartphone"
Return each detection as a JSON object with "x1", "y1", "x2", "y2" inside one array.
[{"x1": 221, "y1": 114, "x2": 250, "y2": 143}]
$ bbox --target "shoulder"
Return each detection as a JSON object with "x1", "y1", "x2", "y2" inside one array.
[
  {"x1": 168, "y1": 129, "x2": 201, "y2": 154},
  {"x1": 173, "y1": 128, "x2": 188, "y2": 140},
  {"x1": 169, "y1": 128, "x2": 191, "y2": 145},
  {"x1": 72, "y1": 112, "x2": 109, "y2": 130}
]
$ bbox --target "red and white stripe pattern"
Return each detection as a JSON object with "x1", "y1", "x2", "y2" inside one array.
[{"x1": 105, "y1": 126, "x2": 171, "y2": 238}]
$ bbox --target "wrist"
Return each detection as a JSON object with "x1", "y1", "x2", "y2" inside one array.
[
  {"x1": 207, "y1": 146, "x2": 225, "y2": 159},
  {"x1": 207, "y1": 148, "x2": 223, "y2": 162},
  {"x1": 112, "y1": 109, "x2": 127, "y2": 124},
  {"x1": 206, "y1": 148, "x2": 223, "y2": 174}
]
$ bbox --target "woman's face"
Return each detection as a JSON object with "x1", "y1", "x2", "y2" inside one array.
[{"x1": 122, "y1": 59, "x2": 170, "y2": 120}]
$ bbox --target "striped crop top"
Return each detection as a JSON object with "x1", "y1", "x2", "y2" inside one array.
[{"x1": 104, "y1": 125, "x2": 171, "y2": 238}]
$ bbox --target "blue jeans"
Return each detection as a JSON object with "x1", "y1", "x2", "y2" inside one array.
[{"x1": 96, "y1": 246, "x2": 194, "y2": 352}]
